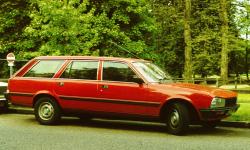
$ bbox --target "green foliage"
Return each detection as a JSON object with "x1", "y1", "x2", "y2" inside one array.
[
  {"x1": 229, "y1": 0, "x2": 250, "y2": 77},
  {"x1": 0, "y1": 0, "x2": 249, "y2": 79},
  {"x1": 191, "y1": 0, "x2": 222, "y2": 76},
  {"x1": 150, "y1": 0, "x2": 185, "y2": 77},
  {"x1": 0, "y1": 0, "x2": 30, "y2": 54},
  {"x1": 21, "y1": 0, "x2": 95, "y2": 56},
  {"x1": 151, "y1": 0, "x2": 248, "y2": 78},
  {"x1": 16, "y1": 0, "x2": 156, "y2": 59}
]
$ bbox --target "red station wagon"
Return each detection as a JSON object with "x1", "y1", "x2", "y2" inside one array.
[{"x1": 5, "y1": 56, "x2": 239, "y2": 135}]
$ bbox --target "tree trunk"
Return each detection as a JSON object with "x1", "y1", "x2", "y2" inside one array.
[
  {"x1": 64, "y1": 0, "x2": 69, "y2": 6},
  {"x1": 184, "y1": 0, "x2": 192, "y2": 82},
  {"x1": 220, "y1": 0, "x2": 229, "y2": 84},
  {"x1": 246, "y1": 45, "x2": 249, "y2": 81},
  {"x1": 246, "y1": 12, "x2": 249, "y2": 81}
]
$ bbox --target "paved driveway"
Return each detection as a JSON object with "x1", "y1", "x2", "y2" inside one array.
[{"x1": 0, "y1": 114, "x2": 250, "y2": 150}]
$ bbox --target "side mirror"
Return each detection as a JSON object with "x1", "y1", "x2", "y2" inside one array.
[{"x1": 132, "y1": 75, "x2": 144, "y2": 84}]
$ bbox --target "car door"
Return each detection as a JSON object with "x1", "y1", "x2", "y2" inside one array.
[
  {"x1": 54, "y1": 60, "x2": 100, "y2": 111},
  {"x1": 98, "y1": 61, "x2": 161, "y2": 116}
]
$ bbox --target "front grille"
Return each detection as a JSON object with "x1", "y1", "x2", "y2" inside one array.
[{"x1": 225, "y1": 97, "x2": 237, "y2": 107}]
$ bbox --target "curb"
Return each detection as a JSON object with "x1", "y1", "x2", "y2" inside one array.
[
  {"x1": 232, "y1": 90, "x2": 250, "y2": 94},
  {"x1": 3, "y1": 106, "x2": 250, "y2": 128},
  {"x1": 7, "y1": 105, "x2": 34, "y2": 115},
  {"x1": 7, "y1": 107, "x2": 34, "y2": 115},
  {"x1": 219, "y1": 121, "x2": 250, "y2": 128}
]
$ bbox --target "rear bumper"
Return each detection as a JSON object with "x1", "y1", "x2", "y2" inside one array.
[
  {"x1": 0, "y1": 92, "x2": 9, "y2": 107},
  {"x1": 0, "y1": 98, "x2": 6, "y2": 107},
  {"x1": 4, "y1": 92, "x2": 10, "y2": 101},
  {"x1": 200, "y1": 104, "x2": 240, "y2": 121}
]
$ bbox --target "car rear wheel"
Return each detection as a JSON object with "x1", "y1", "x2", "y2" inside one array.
[
  {"x1": 34, "y1": 97, "x2": 61, "y2": 125},
  {"x1": 166, "y1": 103, "x2": 190, "y2": 135}
]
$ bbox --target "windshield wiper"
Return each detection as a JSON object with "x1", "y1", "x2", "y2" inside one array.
[
  {"x1": 159, "y1": 77, "x2": 173, "y2": 84},
  {"x1": 159, "y1": 77, "x2": 167, "y2": 83}
]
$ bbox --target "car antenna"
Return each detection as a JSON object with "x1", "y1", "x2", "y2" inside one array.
[{"x1": 108, "y1": 41, "x2": 140, "y2": 59}]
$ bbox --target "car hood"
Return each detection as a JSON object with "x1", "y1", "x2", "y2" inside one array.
[{"x1": 152, "y1": 83, "x2": 237, "y2": 98}]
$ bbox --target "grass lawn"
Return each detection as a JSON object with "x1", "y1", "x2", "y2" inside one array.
[
  {"x1": 237, "y1": 87, "x2": 250, "y2": 91},
  {"x1": 225, "y1": 93, "x2": 250, "y2": 122},
  {"x1": 237, "y1": 94, "x2": 250, "y2": 103},
  {"x1": 225, "y1": 103, "x2": 250, "y2": 122}
]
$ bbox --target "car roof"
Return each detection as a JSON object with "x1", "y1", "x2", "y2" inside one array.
[{"x1": 35, "y1": 56, "x2": 149, "y2": 63}]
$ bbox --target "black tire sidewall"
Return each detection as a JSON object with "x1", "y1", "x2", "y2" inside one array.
[
  {"x1": 166, "y1": 103, "x2": 190, "y2": 135},
  {"x1": 34, "y1": 97, "x2": 61, "y2": 125}
]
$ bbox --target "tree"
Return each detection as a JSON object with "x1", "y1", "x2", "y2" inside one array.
[
  {"x1": 220, "y1": 0, "x2": 230, "y2": 83},
  {"x1": 191, "y1": 0, "x2": 221, "y2": 77},
  {"x1": 0, "y1": 0, "x2": 30, "y2": 54},
  {"x1": 236, "y1": 0, "x2": 250, "y2": 81},
  {"x1": 0, "y1": 0, "x2": 246, "y2": 80},
  {"x1": 184, "y1": 0, "x2": 192, "y2": 81},
  {"x1": 150, "y1": 0, "x2": 185, "y2": 77},
  {"x1": 19, "y1": 0, "x2": 156, "y2": 59},
  {"x1": 0, "y1": 0, "x2": 31, "y2": 77}
]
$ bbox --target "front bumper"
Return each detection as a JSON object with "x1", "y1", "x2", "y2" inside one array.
[{"x1": 200, "y1": 104, "x2": 240, "y2": 121}]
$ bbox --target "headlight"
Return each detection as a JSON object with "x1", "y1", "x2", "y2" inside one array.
[{"x1": 210, "y1": 97, "x2": 225, "y2": 108}]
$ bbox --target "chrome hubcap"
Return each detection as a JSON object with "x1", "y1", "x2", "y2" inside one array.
[
  {"x1": 38, "y1": 102, "x2": 54, "y2": 121},
  {"x1": 170, "y1": 110, "x2": 180, "y2": 128}
]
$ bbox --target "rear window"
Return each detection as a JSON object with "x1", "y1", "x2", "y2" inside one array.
[{"x1": 24, "y1": 60, "x2": 64, "y2": 78}]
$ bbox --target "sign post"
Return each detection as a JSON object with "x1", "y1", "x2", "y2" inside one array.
[{"x1": 6, "y1": 53, "x2": 15, "y2": 77}]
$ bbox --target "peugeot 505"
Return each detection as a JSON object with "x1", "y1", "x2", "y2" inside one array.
[{"x1": 5, "y1": 56, "x2": 239, "y2": 135}]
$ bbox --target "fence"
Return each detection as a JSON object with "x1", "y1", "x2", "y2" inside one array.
[{"x1": 174, "y1": 77, "x2": 249, "y2": 88}]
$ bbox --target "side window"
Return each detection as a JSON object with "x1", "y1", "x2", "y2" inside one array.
[
  {"x1": 60, "y1": 61, "x2": 98, "y2": 80},
  {"x1": 24, "y1": 60, "x2": 64, "y2": 78},
  {"x1": 103, "y1": 61, "x2": 137, "y2": 82}
]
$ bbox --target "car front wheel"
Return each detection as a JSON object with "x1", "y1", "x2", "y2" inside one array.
[
  {"x1": 166, "y1": 103, "x2": 190, "y2": 135},
  {"x1": 34, "y1": 97, "x2": 61, "y2": 125}
]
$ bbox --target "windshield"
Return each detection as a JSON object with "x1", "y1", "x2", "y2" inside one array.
[{"x1": 133, "y1": 62, "x2": 173, "y2": 83}]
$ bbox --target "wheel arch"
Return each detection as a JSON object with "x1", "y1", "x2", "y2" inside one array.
[
  {"x1": 159, "y1": 98, "x2": 200, "y2": 123},
  {"x1": 32, "y1": 93, "x2": 59, "y2": 108}
]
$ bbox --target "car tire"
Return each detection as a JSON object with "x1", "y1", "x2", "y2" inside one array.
[
  {"x1": 34, "y1": 97, "x2": 61, "y2": 125},
  {"x1": 166, "y1": 103, "x2": 190, "y2": 135},
  {"x1": 202, "y1": 120, "x2": 220, "y2": 128}
]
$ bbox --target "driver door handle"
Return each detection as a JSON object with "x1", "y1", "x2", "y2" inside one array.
[{"x1": 58, "y1": 82, "x2": 64, "y2": 86}]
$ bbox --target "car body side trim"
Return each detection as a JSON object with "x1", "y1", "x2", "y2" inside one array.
[
  {"x1": 59, "y1": 95, "x2": 161, "y2": 107},
  {"x1": 9, "y1": 92, "x2": 34, "y2": 97}
]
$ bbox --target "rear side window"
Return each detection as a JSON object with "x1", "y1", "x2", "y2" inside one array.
[
  {"x1": 60, "y1": 61, "x2": 98, "y2": 80},
  {"x1": 24, "y1": 60, "x2": 64, "y2": 78}
]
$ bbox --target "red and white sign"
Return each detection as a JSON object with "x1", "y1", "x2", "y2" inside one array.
[{"x1": 6, "y1": 53, "x2": 15, "y2": 66}]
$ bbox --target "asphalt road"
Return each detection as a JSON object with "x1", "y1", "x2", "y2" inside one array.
[{"x1": 0, "y1": 114, "x2": 250, "y2": 150}]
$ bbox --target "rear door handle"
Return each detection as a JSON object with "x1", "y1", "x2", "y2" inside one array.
[{"x1": 101, "y1": 85, "x2": 108, "y2": 89}]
